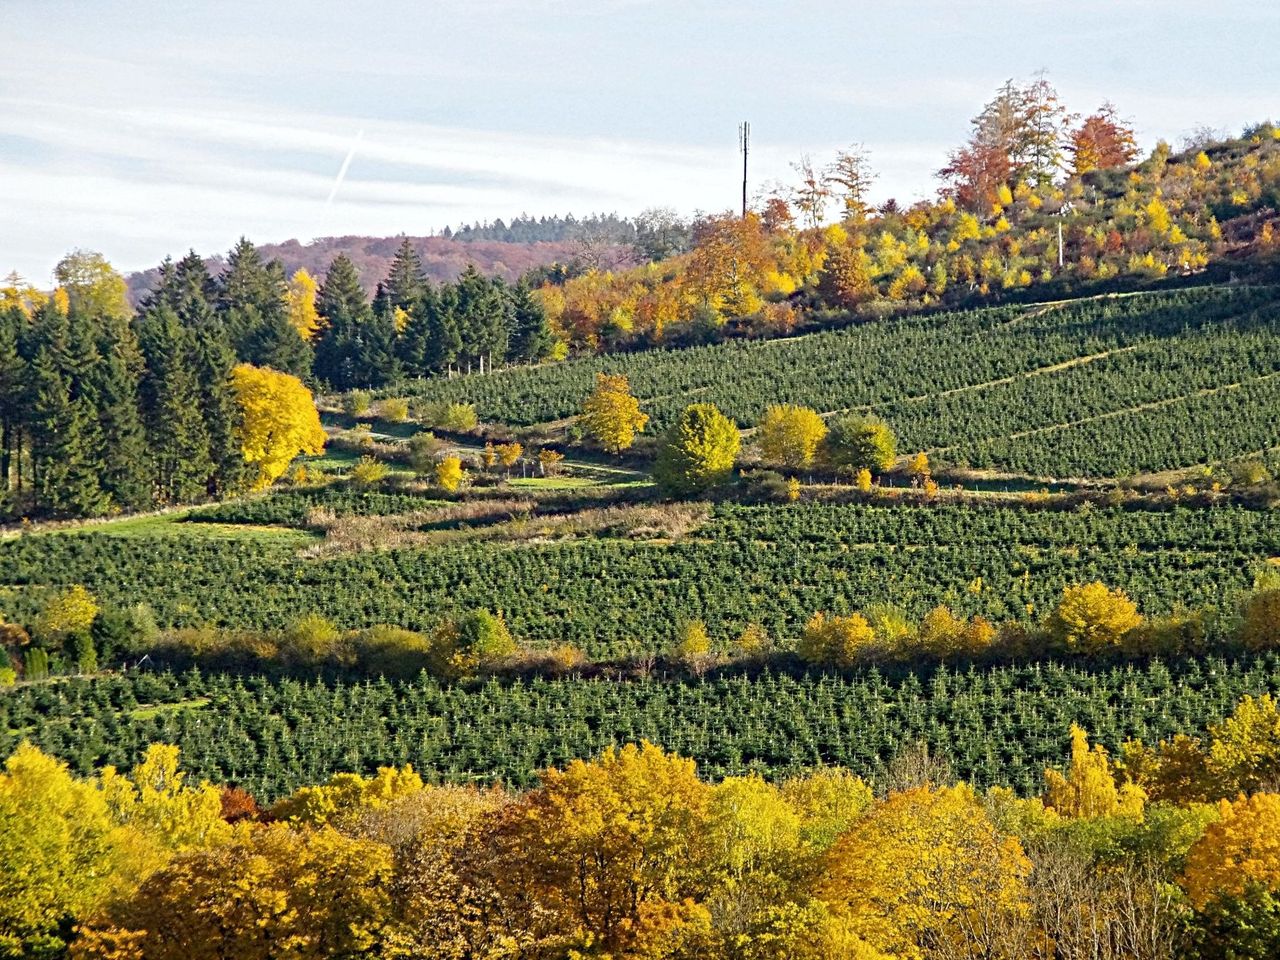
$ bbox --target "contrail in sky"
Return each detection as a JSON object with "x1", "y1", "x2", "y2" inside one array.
[{"x1": 325, "y1": 128, "x2": 364, "y2": 207}]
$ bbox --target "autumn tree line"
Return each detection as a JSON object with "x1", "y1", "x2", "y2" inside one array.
[
  {"x1": 5, "y1": 564, "x2": 1277, "y2": 687},
  {"x1": 11, "y1": 692, "x2": 1280, "y2": 958},
  {"x1": 0, "y1": 235, "x2": 558, "y2": 518}
]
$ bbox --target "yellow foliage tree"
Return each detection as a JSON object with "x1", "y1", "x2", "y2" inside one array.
[
  {"x1": 0, "y1": 744, "x2": 132, "y2": 956},
  {"x1": 758, "y1": 404, "x2": 829, "y2": 468},
  {"x1": 798, "y1": 612, "x2": 877, "y2": 668},
  {"x1": 270, "y1": 764, "x2": 424, "y2": 826},
  {"x1": 1241, "y1": 589, "x2": 1280, "y2": 651},
  {"x1": 33, "y1": 584, "x2": 99, "y2": 646},
  {"x1": 1044, "y1": 724, "x2": 1146, "y2": 819},
  {"x1": 820, "y1": 784, "x2": 1032, "y2": 958},
  {"x1": 581, "y1": 372, "x2": 649, "y2": 454},
  {"x1": 285, "y1": 268, "x2": 321, "y2": 341},
  {"x1": 1047, "y1": 582, "x2": 1143, "y2": 653},
  {"x1": 97, "y1": 744, "x2": 230, "y2": 857},
  {"x1": 434, "y1": 455, "x2": 465, "y2": 493},
  {"x1": 1182, "y1": 792, "x2": 1280, "y2": 910},
  {"x1": 488, "y1": 742, "x2": 712, "y2": 956},
  {"x1": 230, "y1": 363, "x2": 326, "y2": 490},
  {"x1": 1207, "y1": 694, "x2": 1280, "y2": 795},
  {"x1": 73, "y1": 823, "x2": 394, "y2": 960}
]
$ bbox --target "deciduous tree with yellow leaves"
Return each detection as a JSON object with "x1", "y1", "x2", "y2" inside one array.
[
  {"x1": 758, "y1": 404, "x2": 828, "y2": 469},
  {"x1": 581, "y1": 372, "x2": 649, "y2": 455},
  {"x1": 229, "y1": 363, "x2": 326, "y2": 490}
]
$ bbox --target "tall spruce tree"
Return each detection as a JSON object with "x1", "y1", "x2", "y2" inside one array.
[
  {"x1": 383, "y1": 238, "x2": 427, "y2": 314},
  {"x1": 315, "y1": 254, "x2": 397, "y2": 389},
  {"x1": 216, "y1": 238, "x2": 311, "y2": 377},
  {"x1": 92, "y1": 314, "x2": 150, "y2": 510},
  {"x1": 508, "y1": 280, "x2": 555, "y2": 362},
  {"x1": 137, "y1": 303, "x2": 213, "y2": 504},
  {"x1": 422, "y1": 284, "x2": 462, "y2": 375},
  {"x1": 28, "y1": 330, "x2": 106, "y2": 518},
  {"x1": 0, "y1": 308, "x2": 26, "y2": 496}
]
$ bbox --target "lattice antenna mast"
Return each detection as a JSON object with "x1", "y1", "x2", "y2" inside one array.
[{"x1": 739, "y1": 121, "x2": 750, "y2": 218}]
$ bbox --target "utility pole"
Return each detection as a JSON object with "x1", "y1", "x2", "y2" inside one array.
[{"x1": 739, "y1": 121, "x2": 750, "y2": 218}]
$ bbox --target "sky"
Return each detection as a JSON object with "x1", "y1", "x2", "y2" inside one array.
[{"x1": 2, "y1": 0, "x2": 1278, "y2": 282}]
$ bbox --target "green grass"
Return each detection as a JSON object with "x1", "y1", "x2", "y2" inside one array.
[
  {"x1": 29, "y1": 513, "x2": 316, "y2": 543},
  {"x1": 127, "y1": 697, "x2": 211, "y2": 721}
]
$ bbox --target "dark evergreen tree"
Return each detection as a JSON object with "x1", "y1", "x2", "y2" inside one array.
[
  {"x1": 214, "y1": 238, "x2": 310, "y2": 376},
  {"x1": 314, "y1": 254, "x2": 398, "y2": 388},
  {"x1": 0, "y1": 307, "x2": 29, "y2": 496},
  {"x1": 383, "y1": 238, "x2": 427, "y2": 315},
  {"x1": 136, "y1": 303, "x2": 213, "y2": 504},
  {"x1": 508, "y1": 280, "x2": 556, "y2": 362},
  {"x1": 396, "y1": 284, "x2": 439, "y2": 378},
  {"x1": 240, "y1": 308, "x2": 313, "y2": 379},
  {"x1": 92, "y1": 315, "x2": 151, "y2": 510},
  {"x1": 422, "y1": 284, "x2": 462, "y2": 375},
  {"x1": 28, "y1": 340, "x2": 106, "y2": 518}
]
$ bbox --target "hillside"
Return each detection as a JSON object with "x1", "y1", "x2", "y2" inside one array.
[{"x1": 123, "y1": 232, "x2": 628, "y2": 304}]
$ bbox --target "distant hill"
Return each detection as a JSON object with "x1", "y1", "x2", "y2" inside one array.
[{"x1": 124, "y1": 233, "x2": 627, "y2": 303}]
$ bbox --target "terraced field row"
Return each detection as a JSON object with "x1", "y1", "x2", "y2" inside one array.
[{"x1": 4, "y1": 502, "x2": 1276, "y2": 657}]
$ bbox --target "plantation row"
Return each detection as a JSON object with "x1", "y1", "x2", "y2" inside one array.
[
  {"x1": 968, "y1": 371, "x2": 1280, "y2": 477},
  {"x1": 891, "y1": 311, "x2": 1280, "y2": 455},
  {"x1": 391, "y1": 285, "x2": 1279, "y2": 477},
  {"x1": 4, "y1": 502, "x2": 1276, "y2": 657},
  {"x1": 187, "y1": 486, "x2": 445, "y2": 527},
  {"x1": 3, "y1": 655, "x2": 1276, "y2": 799}
]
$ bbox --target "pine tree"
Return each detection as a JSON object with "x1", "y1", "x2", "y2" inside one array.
[
  {"x1": 315, "y1": 254, "x2": 390, "y2": 389},
  {"x1": 188, "y1": 322, "x2": 248, "y2": 497},
  {"x1": 29, "y1": 346, "x2": 106, "y2": 517},
  {"x1": 383, "y1": 238, "x2": 427, "y2": 314},
  {"x1": 0, "y1": 308, "x2": 26, "y2": 495},
  {"x1": 240, "y1": 308, "x2": 313, "y2": 379},
  {"x1": 92, "y1": 316, "x2": 150, "y2": 510},
  {"x1": 422, "y1": 285, "x2": 462, "y2": 375},
  {"x1": 396, "y1": 284, "x2": 438, "y2": 378},
  {"x1": 508, "y1": 281, "x2": 555, "y2": 362},
  {"x1": 137, "y1": 303, "x2": 213, "y2": 504},
  {"x1": 214, "y1": 239, "x2": 312, "y2": 378}
]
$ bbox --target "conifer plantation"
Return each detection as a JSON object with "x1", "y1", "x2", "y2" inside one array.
[{"x1": 4, "y1": 26, "x2": 1280, "y2": 958}]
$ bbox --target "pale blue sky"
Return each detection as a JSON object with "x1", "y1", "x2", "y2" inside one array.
[{"x1": 2, "y1": 0, "x2": 1277, "y2": 280}]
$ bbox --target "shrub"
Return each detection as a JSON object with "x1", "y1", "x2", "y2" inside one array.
[
  {"x1": 350, "y1": 456, "x2": 389, "y2": 487},
  {"x1": 378, "y1": 397, "x2": 410, "y2": 422},
  {"x1": 798, "y1": 612, "x2": 877, "y2": 668},
  {"x1": 757, "y1": 404, "x2": 828, "y2": 468},
  {"x1": 280, "y1": 614, "x2": 349, "y2": 668},
  {"x1": 354, "y1": 625, "x2": 433, "y2": 680},
  {"x1": 654, "y1": 403, "x2": 740, "y2": 496},
  {"x1": 343, "y1": 391, "x2": 372, "y2": 416},
  {"x1": 1048, "y1": 582, "x2": 1143, "y2": 654},
  {"x1": 33, "y1": 585, "x2": 99, "y2": 648},
  {"x1": 1241, "y1": 590, "x2": 1280, "y2": 652},
  {"x1": 435, "y1": 456, "x2": 465, "y2": 493},
  {"x1": 408, "y1": 432, "x2": 444, "y2": 475},
  {"x1": 824, "y1": 414, "x2": 897, "y2": 474}
]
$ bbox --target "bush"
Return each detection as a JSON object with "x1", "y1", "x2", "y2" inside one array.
[
  {"x1": 435, "y1": 456, "x2": 466, "y2": 493},
  {"x1": 798, "y1": 612, "x2": 878, "y2": 668},
  {"x1": 343, "y1": 391, "x2": 372, "y2": 417},
  {"x1": 654, "y1": 403, "x2": 740, "y2": 496},
  {"x1": 353, "y1": 625, "x2": 433, "y2": 680},
  {"x1": 824, "y1": 414, "x2": 897, "y2": 474},
  {"x1": 1241, "y1": 590, "x2": 1280, "y2": 651},
  {"x1": 350, "y1": 456, "x2": 389, "y2": 487},
  {"x1": 377, "y1": 397, "x2": 410, "y2": 422},
  {"x1": 280, "y1": 614, "x2": 349, "y2": 668},
  {"x1": 408, "y1": 431, "x2": 444, "y2": 475},
  {"x1": 1048, "y1": 582, "x2": 1143, "y2": 654}
]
